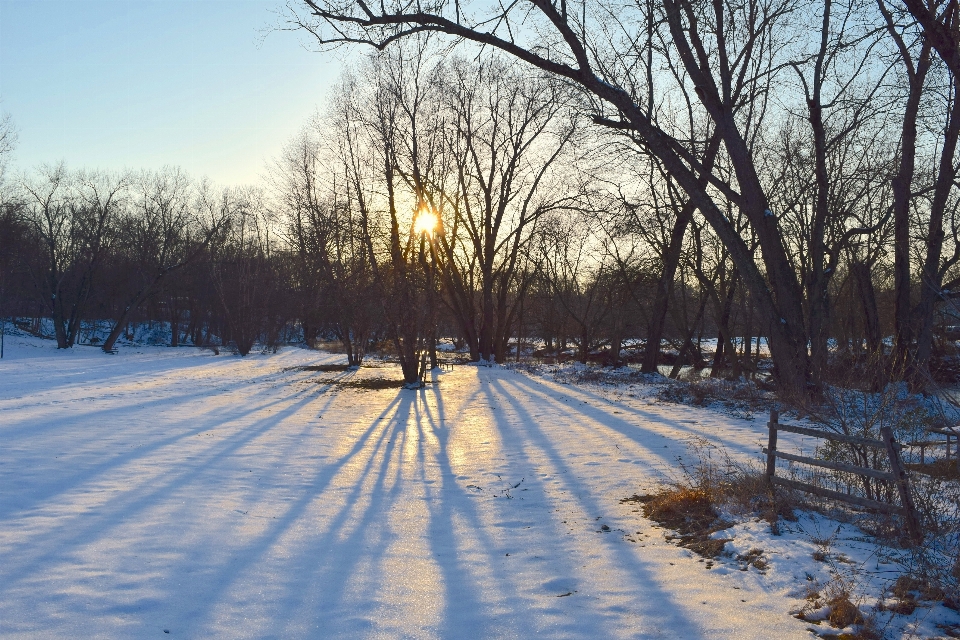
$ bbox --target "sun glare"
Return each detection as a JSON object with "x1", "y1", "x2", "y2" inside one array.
[{"x1": 413, "y1": 210, "x2": 439, "y2": 236}]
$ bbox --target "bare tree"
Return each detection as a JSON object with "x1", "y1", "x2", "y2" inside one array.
[
  {"x1": 321, "y1": 43, "x2": 448, "y2": 384},
  {"x1": 21, "y1": 166, "x2": 127, "y2": 348},
  {"x1": 436, "y1": 56, "x2": 580, "y2": 362},
  {"x1": 275, "y1": 122, "x2": 380, "y2": 364},
  {"x1": 211, "y1": 188, "x2": 279, "y2": 356},
  {"x1": 283, "y1": 0, "x2": 820, "y2": 396},
  {"x1": 0, "y1": 112, "x2": 17, "y2": 193},
  {"x1": 100, "y1": 168, "x2": 227, "y2": 353},
  {"x1": 538, "y1": 213, "x2": 612, "y2": 363}
]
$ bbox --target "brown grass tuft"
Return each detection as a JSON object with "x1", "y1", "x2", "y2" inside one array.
[
  {"x1": 640, "y1": 487, "x2": 718, "y2": 533},
  {"x1": 827, "y1": 594, "x2": 864, "y2": 628},
  {"x1": 298, "y1": 364, "x2": 354, "y2": 372},
  {"x1": 622, "y1": 489, "x2": 732, "y2": 559}
]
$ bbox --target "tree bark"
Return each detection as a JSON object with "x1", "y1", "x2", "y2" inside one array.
[{"x1": 914, "y1": 77, "x2": 960, "y2": 377}]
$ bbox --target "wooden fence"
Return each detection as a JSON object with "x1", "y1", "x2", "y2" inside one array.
[{"x1": 764, "y1": 409, "x2": 922, "y2": 543}]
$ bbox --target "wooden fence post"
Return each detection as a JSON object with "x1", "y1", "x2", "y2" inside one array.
[
  {"x1": 766, "y1": 409, "x2": 779, "y2": 483},
  {"x1": 880, "y1": 425, "x2": 922, "y2": 544}
]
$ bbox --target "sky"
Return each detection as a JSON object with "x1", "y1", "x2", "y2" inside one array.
[{"x1": 0, "y1": 0, "x2": 344, "y2": 185}]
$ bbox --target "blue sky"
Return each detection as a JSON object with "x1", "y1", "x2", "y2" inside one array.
[{"x1": 0, "y1": 0, "x2": 342, "y2": 184}]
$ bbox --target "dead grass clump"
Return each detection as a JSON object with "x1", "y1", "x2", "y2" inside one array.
[
  {"x1": 797, "y1": 581, "x2": 874, "y2": 637},
  {"x1": 892, "y1": 575, "x2": 924, "y2": 599},
  {"x1": 338, "y1": 378, "x2": 409, "y2": 390},
  {"x1": 621, "y1": 490, "x2": 732, "y2": 558},
  {"x1": 687, "y1": 536, "x2": 731, "y2": 558},
  {"x1": 883, "y1": 574, "x2": 947, "y2": 613},
  {"x1": 639, "y1": 487, "x2": 718, "y2": 534},
  {"x1": 623, "y1": 440, "x2": 802, "y2": 560},
  {"x1": 314, "y1": 377, "x2": 435, "y2": 390},
  {"x1": 827, "y1": 593, "x2": 864, "y2": 628},
  {"x1": 736, "y1": 548, "x2": 768, "y2": 571},
  {"x1": 883, "y1": 599, "x2": 917, "y2": 616},
  {"x1": 298, "y1": 364, "x2": 354, "y2": 372},
  {"x1": 883, "y1": 575, "x2": 924, "y2": 616}
]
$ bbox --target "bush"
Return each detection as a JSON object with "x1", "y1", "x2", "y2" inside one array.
[{"x1": 656, "y1": 377, "x2": 769, "y2": 419}]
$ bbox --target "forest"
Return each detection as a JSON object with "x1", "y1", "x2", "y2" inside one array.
[{"x1": 2, "y1": 0, "x2": 960, "y2": 397}]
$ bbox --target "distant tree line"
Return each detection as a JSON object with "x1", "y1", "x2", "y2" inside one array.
[{"x1": 4, "y1": 3, "x2": 960, "y2": 394}]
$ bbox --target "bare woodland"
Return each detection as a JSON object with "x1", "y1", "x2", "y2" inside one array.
[{"x1": 3, "y1": 0, "x2": 960, "y2": 394}]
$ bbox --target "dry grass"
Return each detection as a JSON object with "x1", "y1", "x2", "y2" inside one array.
[
  {"x1": 736, "y1": 547, "x2": 768, "y2": 571},
  {"x1": 796, "y1": 577, "x2": 878, "y2": 639},
  {"x1": 622, "y1": 441, "x2": 800, "y2": 560},
  {"x1": 297, "y1": 364, "x2": 355, "y2": 372},
  {"x1": 630, "y1": 487, "x2": 717, "y2": 532},
  {"x1": 312, "y1": 376, "x2": 438, "y2": 391},
  {"x1": 827, "y1": 593, "x2": 865, "y2": 628},
  {"x1": 622, "y1": 489, "x2": 732, "y2": 558}
]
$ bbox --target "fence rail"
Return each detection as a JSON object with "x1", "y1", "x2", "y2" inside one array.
[
  {"x1": 764, "y1": 409, "x2": 921, "y2": 543},
  {"x1": 762, "y1": 447, "x2": 896, "y2": 481},
  {"x1": 771, "y1": 421, "x2": 890, "y2": 450}
]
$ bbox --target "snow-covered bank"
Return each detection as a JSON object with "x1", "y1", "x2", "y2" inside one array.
[{"x1": 1, "y1": 334, "x2": 956, "y2": 638}]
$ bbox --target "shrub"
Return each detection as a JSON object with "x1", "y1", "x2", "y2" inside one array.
[
  {"x1": 656, "y1": 377, "x2": 769, "y2": 419},
  {"x1": 624, "y1": 440, "x2": 799, "y2": 558}
]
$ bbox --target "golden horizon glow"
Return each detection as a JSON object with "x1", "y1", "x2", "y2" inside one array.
[{"x1": 413, "y1": 209, "x2": 439, "y2": 236}]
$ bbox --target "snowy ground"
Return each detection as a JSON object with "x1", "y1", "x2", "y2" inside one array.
[{"x1": 2, "y1": 333, "x2": 958, "y2": 638}]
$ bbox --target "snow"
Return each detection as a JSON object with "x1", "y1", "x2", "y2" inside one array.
[{"x1": 2, "y1": 333, "x2": 958, "y2": 638}]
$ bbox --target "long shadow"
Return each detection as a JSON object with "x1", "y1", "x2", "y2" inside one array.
[
  {"x1": 255, "y1": 380, "x2": 538, "y2": 638},
  {"x1": 0, "y1": 371, "x2": 324, "y2": 521},
  {"x1": 312, "y1": 397, "x2": 420, "y2": 605},
  {"x1": 481, "y1": 371, "x2": 711, "y2": 636},
  {"x1": 263, "y1": 392, "x2": 425, "y2": 636},
  {"x1": 0, "y1": 354, "x2": 322, "y2": 444},
  {"x1": 2, "y1": 386, "x2": 406, "y2": 635},
  {"x1": 3, "y1": 360, "x2": 756, "y2": 637},
  {"x1": 168, "y1": 393, "x2": 412, "y2": 634},
  {"x1": 415, "y1": 376, "x2": 544, "y2": 638},
  {"x1": 504, "y1": 372, "x2": 764, "y2": 461},
  {"x1": 0, "y1": 351, "x2": 248, "y2": 400},
  {"x1": 0, "y1": 380, "x2": 333, "y2": 588},
  {"x1": 0, "y1": 375, "x2": 300, "y2": 444},
  {"x1": 416, "y1": 383, "x2": 492, "y2": 635}
]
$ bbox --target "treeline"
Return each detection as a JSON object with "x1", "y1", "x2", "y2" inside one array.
[
  {"x1": 0, "y1": 165, "x2": 280, "y2": 354},
  {"x1": 3, "y1": 18, "x2": 960, "y2": 392},
  {"x1": 277, "y1": 0, "x2": 960, "y2": 399}
]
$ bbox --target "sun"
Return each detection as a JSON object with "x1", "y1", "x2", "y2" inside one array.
[{"x1": 413, "y1": 209, "x2": 439, "y2": 236}]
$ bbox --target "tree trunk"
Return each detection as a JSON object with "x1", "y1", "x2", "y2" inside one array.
[
  {"x1": 170, "y1": 304, "x2": 180, "y2": 348},
  {"x1": 643, "y1": 212, "x2": 690, "y2": 373},
  {"x1": 303, "y1": 321, "x2": 316, "y2": 349},
  {"x1": 851, "y1": 262, "x2": 881, "y2": 354},
  {"x1": 710, "y1": 274, "x2": 738, "y2": 377},
  {"x1": 915, "y1": 77, "x2": 960, "y2": 380},
  {"x1": 642, "y1": 133, "x2": 720, "y2": 373},
  {"x1": 889, "y1": 43, "x2": 932, "y2": 363},
  {"x1": 51, "y1": 293, "x2": 68, "y2": 349},
  {"x1": 669, "y1": 293, "x2": 708, "y2": 378},
  {"x1": 479, "y1": 274, "x2": 494, "y2": 361}
]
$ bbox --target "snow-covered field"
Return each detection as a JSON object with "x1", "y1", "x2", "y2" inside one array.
[{"x1": 2, "y1": 333, "x2": 957, "y2": 638}]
